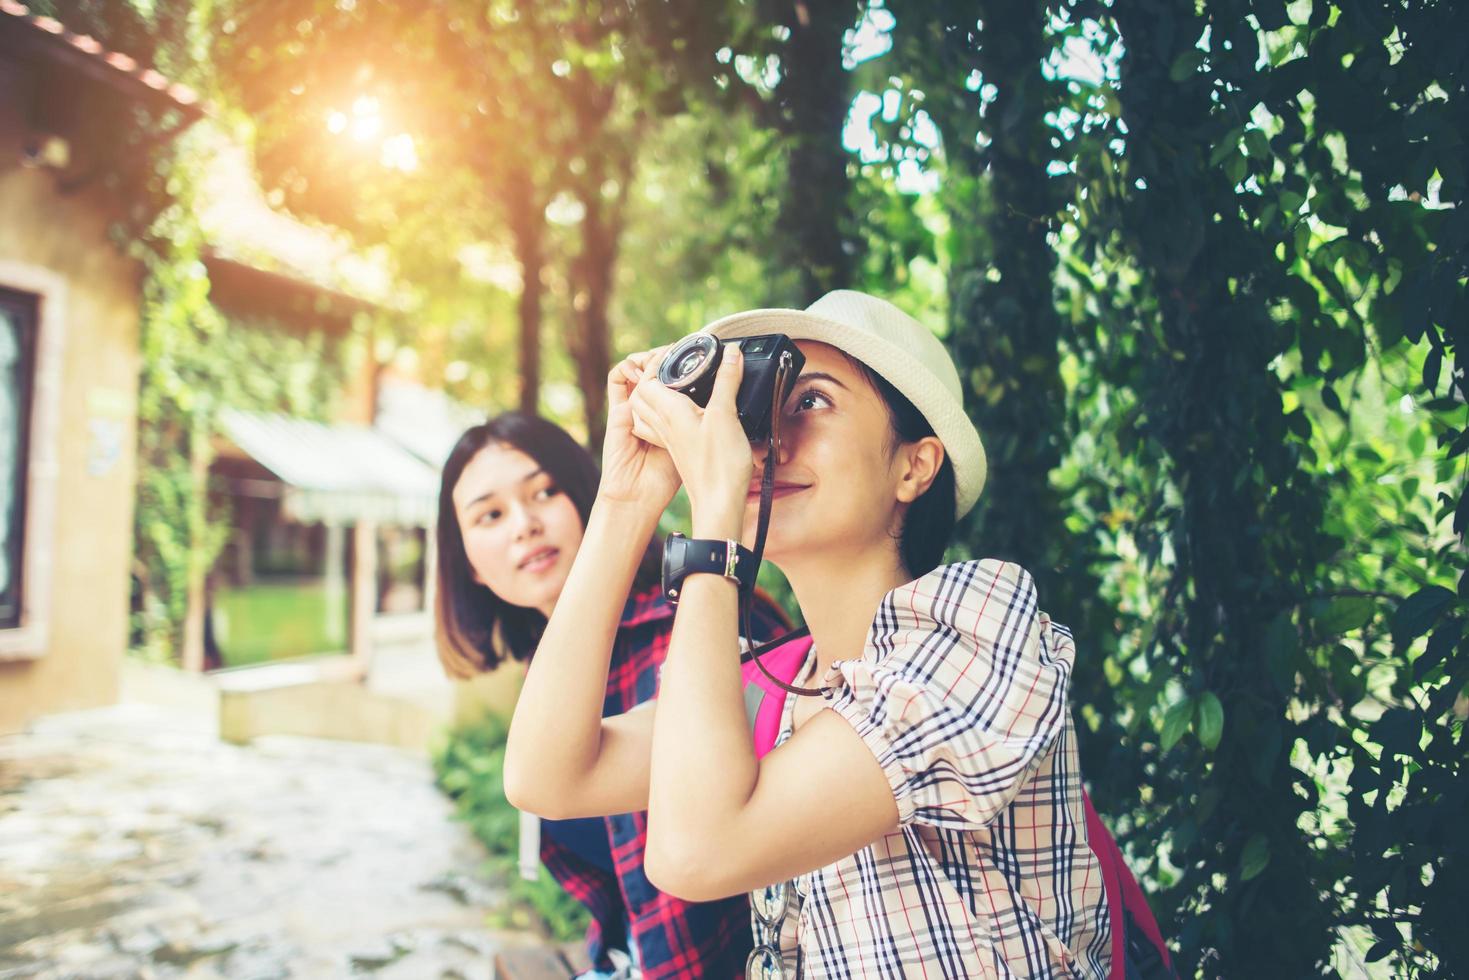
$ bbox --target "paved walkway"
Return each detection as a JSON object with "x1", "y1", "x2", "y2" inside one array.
[{"x1": 0, "y1": 702, "x2": 518, "y2": 979}]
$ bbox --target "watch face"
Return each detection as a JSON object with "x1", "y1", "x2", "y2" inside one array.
[{"x1": 661, "y1": 533, "x2": 688, "y2": 603}]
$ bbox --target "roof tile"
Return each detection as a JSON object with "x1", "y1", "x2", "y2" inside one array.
[{"x1": 2, "y1": 2, "x2": 203, "y2": 112}]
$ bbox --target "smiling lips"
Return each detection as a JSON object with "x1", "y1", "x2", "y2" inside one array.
[
  {"x1": 517, "y1": 547, "x2": 560, "y2": 572},
  {"x1": 746, "y1": 481, "x2": 810, "y2": 500}
]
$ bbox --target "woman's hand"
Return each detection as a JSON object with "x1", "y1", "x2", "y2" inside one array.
[
  {"x1": 628, "y1": 343, "x2": 752, "y2": 537},
  {"x1": 600, "y1": 346, "x2": 681, "y2": 513}
]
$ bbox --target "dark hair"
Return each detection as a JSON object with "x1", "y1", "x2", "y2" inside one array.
[
  {"x1": 846, "y1": 358, "x2": 957, "y2": 578},
  {"x1": 434, "y1": 412, "x2": 660, "y2": 678}
]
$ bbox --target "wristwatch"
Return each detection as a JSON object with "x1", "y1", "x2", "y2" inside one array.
[{"x1": 661, "y1": 532, "x2": 756, "y2": 604}]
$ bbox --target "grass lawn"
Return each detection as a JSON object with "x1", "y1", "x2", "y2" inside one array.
[{"x1": 213, "y1": 580, "x2": 348, "y2": 667}]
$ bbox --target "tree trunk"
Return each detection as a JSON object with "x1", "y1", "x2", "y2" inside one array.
[
  {"x1": 569, "y1": 187, "x2": 618, "y2": 451},
  {"x1": 768, "y1": 0, "x2": 861, "y2": 302},
  {"x1": 505, "y1": 168, "x2": 545, "y2": 416}
]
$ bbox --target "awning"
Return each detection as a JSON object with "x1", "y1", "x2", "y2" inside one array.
[{"x1": 218, "y1": 409, "x2": 439, "y2": 527}]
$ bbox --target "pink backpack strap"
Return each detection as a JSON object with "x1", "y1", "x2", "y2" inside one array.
[
  {"x1": 741, "y1": 634, "x2": 815, "y2": 758},
  {"x1": 1083, "y1": 790, "x2": 1173, "y2": 978}
]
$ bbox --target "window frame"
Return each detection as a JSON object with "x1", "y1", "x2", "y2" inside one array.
[
  {"x1": 0, "y1": 287, "x2": 38, "y2": 631},
  {"x1": 0, "y1": 262, "x2": 67, "y2": 660}
]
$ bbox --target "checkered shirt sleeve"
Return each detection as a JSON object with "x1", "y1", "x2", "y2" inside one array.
[
  {"x1": 824, "y1": 558, "x2": 1071, "y2": 830},
  {"x1": 793, "y1": 559, "x2": 1110, "y2": 978}
]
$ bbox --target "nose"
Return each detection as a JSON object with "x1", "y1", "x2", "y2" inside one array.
[
  {"x1": 509, "y1": 502, "x2": 543, "y2": 541},
  {"x1": 750, "y1": 431, "x2": 792, "y2": 470}
]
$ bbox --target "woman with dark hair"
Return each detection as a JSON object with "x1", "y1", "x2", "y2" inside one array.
[
  {"x1": 504, "y1": 291, "x2": 1116, "y2": 978},
  {"x1": 435, "y1": 412, "x2": 787, "y2": 979}
]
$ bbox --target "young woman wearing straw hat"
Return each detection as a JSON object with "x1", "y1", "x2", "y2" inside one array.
[{"x1": 504, "y1": 291, "x2": 1111, "y2": 978}]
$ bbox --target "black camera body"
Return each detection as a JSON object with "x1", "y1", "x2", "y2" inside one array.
[{"x1": 656, "y1": 333, "x2": 805, "y2": 442}]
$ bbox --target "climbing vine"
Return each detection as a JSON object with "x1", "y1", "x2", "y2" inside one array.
[{"x1": 129, "y1": 146, "x2": 351, "y2": 663}]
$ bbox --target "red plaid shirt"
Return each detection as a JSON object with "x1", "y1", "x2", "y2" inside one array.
[{"x1": 540, "y1": 584, "x2": 788, "y2": 978}]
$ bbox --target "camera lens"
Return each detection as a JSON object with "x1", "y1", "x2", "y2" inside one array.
[
  {"x1": 671, "y1": 347, "x2": 708, "y2": 379},
  {"x1": 659, "y1": 333, "x2": 721, "y2": 392}
]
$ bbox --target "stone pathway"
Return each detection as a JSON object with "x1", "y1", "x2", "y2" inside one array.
[{"x1": 0, "y1": 703, "x2": 519, "y2": 979}]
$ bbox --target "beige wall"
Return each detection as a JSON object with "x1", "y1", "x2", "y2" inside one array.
[{"x1": 0, "y1": 164, "x2": 143, "y2": 733}]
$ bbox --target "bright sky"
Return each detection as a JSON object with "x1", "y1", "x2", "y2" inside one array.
[
  {"x1": 840, "y1": 3, "x2": 1115, "y2": 194},
  {"x1": 317, "y1": 3, "x2": 1116, "y2": 199}
]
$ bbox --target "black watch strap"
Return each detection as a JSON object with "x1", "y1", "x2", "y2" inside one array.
[{"x1": 661, "y1": 532, "x2": 756, "y2": 604}]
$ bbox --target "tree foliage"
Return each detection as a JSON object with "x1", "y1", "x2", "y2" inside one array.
[{"x1": 855, "y1": 0, "x2": 1469, "y2": 974}]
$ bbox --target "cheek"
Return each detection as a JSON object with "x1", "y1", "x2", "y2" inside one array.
[
  {"x1": 801, "y1": 425, "x2": 887, "y2": 495},
  {"x1": 462, "y1": 530, "x2": 512, "y2": 592},
  {"x1": 545, "y1": 498, "x2": 586, "y2": 550}
]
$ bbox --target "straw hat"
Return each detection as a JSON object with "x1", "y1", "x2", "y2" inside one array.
[{"x1": 705, "y1": 290, "x2": 987, "y2": 518}]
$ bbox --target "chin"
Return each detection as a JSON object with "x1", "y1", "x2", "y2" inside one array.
[{"x1": 744, "y1": 518, "x2": 797, "y2": 560}]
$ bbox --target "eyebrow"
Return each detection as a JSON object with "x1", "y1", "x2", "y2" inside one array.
[
  {"x1": 465, "y1": 467, "x2": 547, "y2": 509},
  {"x1": 795, "y1": 371, "x2": 850, "y2": 390}
]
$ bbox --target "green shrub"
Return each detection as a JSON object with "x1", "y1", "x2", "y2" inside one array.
[{"x1": 432, "y1": 715, "x2": 591, "y2": 942}]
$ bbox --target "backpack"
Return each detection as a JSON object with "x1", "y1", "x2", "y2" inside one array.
[{"x1": 740, "y1": 631, "x2": 1177, "y2": 980}]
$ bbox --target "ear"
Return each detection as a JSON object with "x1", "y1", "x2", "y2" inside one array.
[{"x1": 894, "y1": 436, "x2": 945, "y2": 504}]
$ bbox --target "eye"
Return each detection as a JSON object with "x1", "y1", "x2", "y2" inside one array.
[
  {"x1": 533, "y1": 483, "x2": 561, "y2": 501},
  {"x1": 475, "y1": 507, "x2": 502, "y2": 525},
  {"x1": 788, "y1": 388, "x2": 832, "y2": 414}
]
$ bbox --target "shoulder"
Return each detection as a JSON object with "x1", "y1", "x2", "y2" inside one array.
[{"x1": 875, "y1": 559, "x2": 1039, "y2": 638}]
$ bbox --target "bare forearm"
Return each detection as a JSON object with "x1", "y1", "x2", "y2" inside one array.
[
  {"x1": 504, "y1": 496, "x2": 660, "y2": 814},
  {"x1": 646, "y1": 551, "x2": 760, "y2": 869}
]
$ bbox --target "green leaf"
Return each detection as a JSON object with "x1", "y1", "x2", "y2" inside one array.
[
  {"x1": 1240, "y1": 834, "x2": 1271, "y2": 881},
  {"x1": 1372, "y1": 708, "x2": 1422, "y2": 758},
  {"x1": 1264, "y1": 612, "x2": 1297, "y2": 693},
  {"x1": 1392, "y1": 586, "x2": 1455, "y2": 647},
  {"x1": 1320, "y1": 384, "x2": 1345, "y2": 417},
  {"x1": 1314, "y1": 596, "x2": 1375, "y2": 636},
  {"x1": 1408, "y1": 426, "x2": 1426, "y2": 458},
  {"x1": 1364, "y1": 940, "x2": 1395, "y2": 963},
  {"x1": 1169, "y1": 49, "x2": 1206, "y2": 82},
  {"x1": 1244, "y1": 129, "x2": 1270, "y2": 160},
  {"x1": 1195, "y1": 692, "x2": 1224, "y2": 751},
  {"x1": 1162, "y1": 697, "x2": 1193, "y2": 752},
  {"x1": 1224, "y1": 152, "x2": 1248, "y2": 185},
  {"x1": 1423, "y1": 347, "x2": 1443, "y2": 394},
  {"x1": 1209, "y1": 127, "x2": 1244, "y2": 166}
]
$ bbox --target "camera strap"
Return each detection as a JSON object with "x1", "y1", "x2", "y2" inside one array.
[{"x1": 740, "y1": 350, "x2": 824, "y2": 697}]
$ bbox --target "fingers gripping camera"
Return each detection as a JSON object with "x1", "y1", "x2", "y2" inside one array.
[{"x1": 656, "y1": 333, "x2": 806, "y2": 443}]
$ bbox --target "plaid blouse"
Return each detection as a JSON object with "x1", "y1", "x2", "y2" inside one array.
[
  {"x1": 540, "y1": 584, "x2": 788, "y2": 978},
  {"x1": 760, "y1": 560, "x2": 1111, "y2": 978}
]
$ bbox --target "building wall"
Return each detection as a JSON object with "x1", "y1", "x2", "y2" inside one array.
[{"x1": 0, "y1": 164, "x2": 143, "y2": 733}]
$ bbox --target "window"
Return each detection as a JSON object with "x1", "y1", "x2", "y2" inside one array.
[
  {"x1": 377, "y1": 526, "x2": 427, "y2": 614},
  {"x1": 0, "y1": 288, "x2": 37, "y2": 631}
]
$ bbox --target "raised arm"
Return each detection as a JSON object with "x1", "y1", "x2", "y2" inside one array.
[
  {"x1": 623, "y1": 348, "x2": 896, "y2": 898},
  {"x1": 502, "y1": 348, "x2": 675, "y2": 820}
]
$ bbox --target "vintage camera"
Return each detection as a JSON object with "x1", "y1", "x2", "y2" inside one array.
[{"x1": 657, "y1": 333, "x2": 805, "y2": 442}]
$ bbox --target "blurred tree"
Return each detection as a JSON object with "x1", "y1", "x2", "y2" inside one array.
[
  {"x1": 209, "y1": 0, "x2": 871, "y2": 442},
  {"x1": 750, "y1": 0, "x2": 866, "y2": 302},
  {"x1": 211, "y1": 0, "x2": 561, "y2": 419}
]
